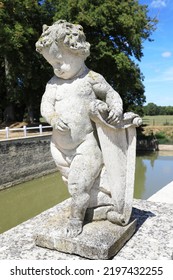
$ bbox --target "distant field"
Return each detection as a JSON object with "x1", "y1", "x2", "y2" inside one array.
[
  {"x1": 142, "y1": 115, "x2": 173, "y2": 144},
  {"x1": 143, "y1": 115, "x2": 173, "y2": 126}
]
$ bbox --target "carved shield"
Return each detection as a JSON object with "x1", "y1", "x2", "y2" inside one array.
[{"x1": 90, "y1": 110, "x2": 142, "y2": 225}]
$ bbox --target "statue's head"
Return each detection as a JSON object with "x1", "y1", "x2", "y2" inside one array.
[
  {"x1": 36, "y1": 20, "x2": 90, "y2": 79},
  {"x1": 36, "y1": 20, "x2": 90, "y2": 60}
]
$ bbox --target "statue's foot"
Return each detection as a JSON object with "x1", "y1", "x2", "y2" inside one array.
[
  {"x1": 65, "y1": 218, "x2": 83, "y2": 238},
  {"x1": 107, "y1": 210, "x2": 126, "y2": 226}
]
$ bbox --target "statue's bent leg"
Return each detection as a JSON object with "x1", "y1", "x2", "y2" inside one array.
[
  {"x1": 67, "y1": 140, "x2": 102, "y2": 237},
  {"x1": 68, "y1": 153, "x2": 102, "y2": 218}
]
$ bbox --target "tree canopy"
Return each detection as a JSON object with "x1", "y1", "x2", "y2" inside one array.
[
  {"x1": 0, "y1": 0, "x2": 157, "y2": 122},
  {"x1": 144, "y1": 103, "x2": 173, "y2": 116}
]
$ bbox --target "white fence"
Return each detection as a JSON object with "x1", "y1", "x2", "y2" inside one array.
[{"x1": 0, "y1": 124, "x2": 52, "y2": 140}]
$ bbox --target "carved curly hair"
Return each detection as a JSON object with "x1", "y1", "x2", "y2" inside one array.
[{"x1": 36, "y1": 20, "x2": 90, "y2": 59}]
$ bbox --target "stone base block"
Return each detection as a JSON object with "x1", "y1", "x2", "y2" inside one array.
[{"x1": 35, "y1": 205, "x2": 136, "y2": 260}]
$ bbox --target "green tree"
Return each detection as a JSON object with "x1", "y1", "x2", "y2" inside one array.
[
  {"x1": 144, "y1": 104, "x2": 173, "y2": 116},
  {"x1": 0, "y1": 0, "x2": 53, "y2": 122},
  {"x1": 165, "y1": 106, "x2": 173, "y2": 115},
  {"x1": 52, "y1": 0, "x2": 157, "y2": 113},
  {"x1": 144, "y1": 102, "x2": 159, "y2": 115},
  {"x1": 157, "y1": 106, "x2": 166, "y2": 115},
  {"x1": 0, "y1": 0, "x2": 157, "y2": 122}
]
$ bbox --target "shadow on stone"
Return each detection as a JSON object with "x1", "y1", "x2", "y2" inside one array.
[{"x1": 131, "y1": 207, "x2": 155, "y2": 231}]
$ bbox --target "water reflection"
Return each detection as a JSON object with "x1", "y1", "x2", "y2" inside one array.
[
  {"x1": 134, "y1": 151, "x2": 173, "y2": 199},
  {"x1": 0, "y1": 173, "x2": 69, "y2": 234},
  {"x1": 0, "y1": 151, "x2": 173, "y2": 233}
]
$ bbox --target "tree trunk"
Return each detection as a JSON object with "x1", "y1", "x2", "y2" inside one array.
[{"x1": 4, "y1": 55, "x2": 13, "y2": 97}]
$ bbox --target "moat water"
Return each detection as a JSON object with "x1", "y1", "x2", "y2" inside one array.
[{"x1": 0, "y1": 150, "x2": 173, "y2": 233}]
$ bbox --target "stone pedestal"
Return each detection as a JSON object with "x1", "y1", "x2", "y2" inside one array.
[
  {"x1": 35, "y1": 203, "x2": 136, "y2": 260},
  {"x1": 1, "y1": 199, "x2": 173, "y2": 260}
]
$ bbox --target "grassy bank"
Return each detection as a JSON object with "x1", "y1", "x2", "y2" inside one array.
[
  {"x1": 142, "y1": 115, "x2": 173, "y2": 144},
  {"x1": 143, "y1": 115, "x2": 173, "y2": 126}
]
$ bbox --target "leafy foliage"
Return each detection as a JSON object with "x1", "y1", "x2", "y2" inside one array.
[
  {"x1": 52, "y1": 0, "x2": 157, "y2": 112},
  {"x1": 0, "y1": 0, "x2": 52, "y2": 121},
  {"x1": 144, "y1": 103, "x2": 173, "y2": 116},
  {"x1": 0, "y1": 0, "x2": 157, "y2": 121}
]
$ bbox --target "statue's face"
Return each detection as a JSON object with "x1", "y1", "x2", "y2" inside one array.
[{"x1": 41, "y1": 42, "x2": 85, "y2": 79}]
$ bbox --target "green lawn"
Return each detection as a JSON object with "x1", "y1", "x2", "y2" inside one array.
[
  {"x1": 143, "y1": 115, "x2": 173, "y2": 126},
  {"x1": 141, "y1": 115, "x2": 173, "y2": 144}
]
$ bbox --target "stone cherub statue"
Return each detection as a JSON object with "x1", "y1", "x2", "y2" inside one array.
[{"x1": 36, "y1": 20, "x2": 142, "y2": 238}]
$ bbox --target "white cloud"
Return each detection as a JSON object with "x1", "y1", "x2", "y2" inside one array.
[
  {"x1": 151, "y1": 0, "x2": 167, "y2": 8},
  {"x1": 161, "y1": 51, "x2": 172, "y2": 58}
]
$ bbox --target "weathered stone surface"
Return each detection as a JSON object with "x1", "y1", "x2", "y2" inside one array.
[
  {"x1": 0, "y1": 135, "x2": 56, "y2": 190},
  {"x1": 35, "y1": 202, "x2": 136, "y2": 259},
  {"x1": 35, "y1": 19, "x2": 142, "y2": 238},
  {"x1": 0, "y1": 199, "x2": 173, "y2": 260}
]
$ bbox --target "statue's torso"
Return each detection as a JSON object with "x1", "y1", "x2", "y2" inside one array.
[{"x1": 52, "y1": 74, "x2": 97, "y2": 150}]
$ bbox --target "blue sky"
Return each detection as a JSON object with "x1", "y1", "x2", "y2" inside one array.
[{"x1": 138, "y1": 0, "x2": 173, "y2": 106}]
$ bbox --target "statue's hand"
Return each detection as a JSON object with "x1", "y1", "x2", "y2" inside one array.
[
  {"x1": 89, "y1": 100, "x2": 122, "y2": 125},
  {"x1": 54, "y1": 118, "x2": 69, "y2": 132},
  {"x1": 89, "y1": 100, "x2": 108, "y2": 119},
  {"x1": 106, "y1": 109, "x2": 122, "y2": 125}
]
